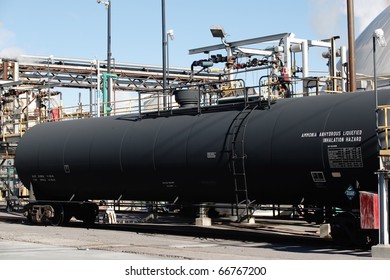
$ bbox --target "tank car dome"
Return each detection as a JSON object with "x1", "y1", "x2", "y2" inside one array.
[{"x1": 355, "y1": 5, "x2": 390, "y2": 77}]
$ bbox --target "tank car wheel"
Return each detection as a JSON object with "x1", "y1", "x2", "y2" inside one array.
[
  {"x1": 81, "y1": 203, "x2": 99, "y2": 226},
  {"x1": 62, "y1": 214, "x2": 73, "y2": 225},
  {"x1": 50, "y1": 204, "x2": 64, "y2": 226},
  {"x1": 83, "y1": 216, "x2": 96, "y2": 226},
  {"x1": 23, "y1": 204, "x2": 34, "y2": 224},
  {"x1": 60, "y1": 204, "x2": 74, "y2": 225}
]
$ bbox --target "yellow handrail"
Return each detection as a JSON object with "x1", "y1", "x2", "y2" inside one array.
[{"x1": 377, "y1": 105, "x2": 390, "y2": 150}]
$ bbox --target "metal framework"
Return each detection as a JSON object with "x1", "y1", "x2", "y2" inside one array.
[{"x1": 1, "y1": 55, "x2": 221, "y2": 92}]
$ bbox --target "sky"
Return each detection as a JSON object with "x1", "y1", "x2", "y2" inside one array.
[
  {"x1": 1, "y1": 0, "x2": 390, "y2": 68},
  {"x1": 1, "y1": 0, "x2": 390, "y2": 108}
]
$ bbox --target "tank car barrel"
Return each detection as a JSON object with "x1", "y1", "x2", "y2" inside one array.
[{"x1": 14, "y1": 90, "x2": 390, "y2": 211}]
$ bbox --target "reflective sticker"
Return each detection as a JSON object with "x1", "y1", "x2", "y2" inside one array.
[
  {"x1": 207, "y1": 152, "x2": 217, "y2": 159},
  {"x1": 345, "y1": 185, "x2": 356, "y2": 200}
]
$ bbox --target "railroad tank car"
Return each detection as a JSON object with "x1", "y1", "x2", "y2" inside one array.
[{"x1": 14, "y1": 89, "x2": 390, "y2": 243}]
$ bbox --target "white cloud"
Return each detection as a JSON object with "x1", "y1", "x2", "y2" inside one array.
[
  {"x1": 354, "y1": 0, "x2": 389, "y2": 33},
  {"x1": 309, "y1": 0, "x2": 389, "y2": 38},
  {"x1": 0, "y1": 20, "x2": 24, "y2": 59},
  {"x1": 0, "y1": 21, "x2": 13, "y2": 48},
  {"x1": 0, "y1": 47, "x2": 24, "y2": 59},
  {"x1": 309, "y1": 0, "x2": 345, "y2": 38}
]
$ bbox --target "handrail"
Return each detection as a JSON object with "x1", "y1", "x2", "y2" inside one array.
[{"x1": 377, "y1": 105, "x2": 390, "y2": 151}]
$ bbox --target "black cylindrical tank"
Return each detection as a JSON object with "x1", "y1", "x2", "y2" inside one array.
[{"x1": 15, "y1": 90, "x2": 390, "y2": 208}]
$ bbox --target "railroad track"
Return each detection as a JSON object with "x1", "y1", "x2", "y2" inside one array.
[
  {"x1": 0, "y1": 209, "x2": 374, "y2": 255},
  {"x1": 0, "y1": 210, "x2": 328, "y2": 246}
]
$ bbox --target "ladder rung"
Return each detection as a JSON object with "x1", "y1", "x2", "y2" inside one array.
[
  {"x1": 235, "y1": 189, "x2": 248, "y2": 193},
  {"x1": 232, "y1": 156, "x2": 245, "y2": 160}
]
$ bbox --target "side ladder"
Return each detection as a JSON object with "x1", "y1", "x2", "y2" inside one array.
[{"x1": 228, "y1": 105, "x2": 258, "y2": 222}]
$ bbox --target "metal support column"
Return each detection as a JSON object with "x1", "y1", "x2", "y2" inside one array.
[
  {"x1": 378, "y1": 158, "x2": 389, "y2": 245},
  {"x1": 301, "y1": 40, "x2": 309, "y2": 94},
  {"x1": 161, "y1": 0, "x2": 167, "y2": 109},
  {"x1": 347, "y1": 0, "x2": 356, "y2": 92},
  {"x1": 107, "y1": 0, "x2": 112, "y2": 114}
]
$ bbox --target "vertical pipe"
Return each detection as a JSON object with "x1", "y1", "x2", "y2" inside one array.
[
  {"x1": 340, "y1": 46, "x2": 347, "y2": 92},
  {"x1": 167, "y1": 33, "x2": 170, "y2": 109},
  {"x1": 374, "y1": 35, "x2": 390, "y2": 245},
  {"x1": 29, "y1": 183, "x2": 36, "y2": 201},
  {"x1": 2, "y1": 61, "x2": 8, "y2": 80},
  {"x1": 59, "y1": 92, "x2": 63, "y2": 121},
  {"x1": 374, "y1": 37, "x2": 378, "y2": 112},
  {"x1": 78, "y1": 92, "x2": 82, "y2": 117},
  {"x1": 225, "y1": 45, "x2": 235, "y2": 83},
  {"x1": 138, "y1": 92, "x2": 142, "y2": 118},
  {"x1": 378, "y1": 161, "x2": 390, "y2": 245},
  {"x1": 107, "y1": 0, "x2": 112, "y2": 114},
  {"x1": 13, "y1": 61, "x2": 19, "y2": 81},
  {"x1": 301, "y1": 40, "x2": 309, "y2": 94},
  {"x1": 26, "y1": 91, "x2": 30, "y2": 129},
  {"x1": 330, "y1": 37, "x2": 338, "y2": 93},
  {"x1": 89, "y1": 88, "x2": 93, "y2": 115},
  {"x1": 47, "y1": 59, "x2": 51, "y2": 121},
  {"x1": 102, "y1": 73, "x2": 108, "y2": 116},
  {"x1": 283, "y1": 34, "x2": 291, "y2": 78},
  {"x1": 347, "y1": 0, "x2": 356, "y2": 92},
  {"x1": 97, "y1": 60, "x2": 101, "y2": 118},
  {"x1": 162, "y1": 0, "x2": 167, "y2": 109}
]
